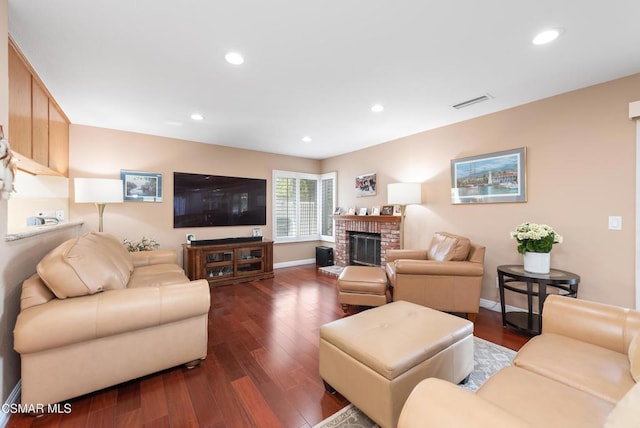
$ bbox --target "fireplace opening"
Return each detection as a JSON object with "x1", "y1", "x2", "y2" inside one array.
[{"x1": 349, "y1": 232, "x2": 381, "y2": 266}]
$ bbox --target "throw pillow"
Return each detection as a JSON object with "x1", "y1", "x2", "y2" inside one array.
[
  {"x1": 427, "y1": 232, "x2": 471, "y2": 261},
  {"x1": 629, "y1": 333, "x2": 640, "y2": 383},
  {"x1": 604, "y1": 381, "x2": 640, "y2": 428}
]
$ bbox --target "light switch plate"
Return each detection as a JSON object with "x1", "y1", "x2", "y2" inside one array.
[{"x1": 608, "y1": 216, "x2": 622, "y2": 230}]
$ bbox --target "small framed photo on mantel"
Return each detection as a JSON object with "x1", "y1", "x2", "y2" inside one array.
[{"x1": 381, "y1": 205, "x2": 394, "y2": 216}]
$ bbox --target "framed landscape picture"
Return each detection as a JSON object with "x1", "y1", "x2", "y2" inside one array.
[
  {"x1": 451, "y1": 147, "x2": 526, "y2": 204},
  {"x1": 120, "y1": 170, "x2": 163, "y2": 202}
]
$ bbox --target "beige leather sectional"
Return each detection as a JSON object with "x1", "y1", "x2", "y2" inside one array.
[
  {"x1": 14, "y1": 232, "x2": 211, "y2": 406},
  {"x1": 398, "y1": 295, "x2": 640, "y2": 427}
]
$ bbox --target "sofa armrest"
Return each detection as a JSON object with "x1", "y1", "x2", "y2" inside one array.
[
  {"x1": 394, "y1": 259, "x2": 484, "y2": 276},
  {"x1": 543, "y1": 295, "x2": 640, "y2": 354},
  {"x1": 386, "y1": 249, "x2": 428, "y2": 263},
  {"x1": 398, "y1": 378, "x2": 533, "y2": 428},
  {"x1": 131, "y1": 249, "x2": 178, "y2": 267},
  {"x1": 15, "y1": 279, "x2": 210, "y2": 354}
]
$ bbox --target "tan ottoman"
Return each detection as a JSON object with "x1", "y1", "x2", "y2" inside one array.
[
  {"x1": 337, "y1": 266, "x2": 388, "y2": 312},
  {"x1": 319, "y1": 301, "x2": 474, "y2": 428}
]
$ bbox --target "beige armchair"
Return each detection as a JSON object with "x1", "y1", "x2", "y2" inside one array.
[{"x1": 385, "y1": 232, "x2": 485, "y2": 321}]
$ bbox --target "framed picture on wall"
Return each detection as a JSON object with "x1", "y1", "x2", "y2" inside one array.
[
  {"x1": 450, "y1": 147, "x2": 526, "y2": 204},
  {"x1": 355, "y1": 172, "x2": 377, "y2": 197},
  {"x1": 120, "y1": 170, "x2": 163, "y2": 202}
]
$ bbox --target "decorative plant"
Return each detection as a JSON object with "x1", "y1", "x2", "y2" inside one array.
[
  {"x1": 510, "y1": 222, "x2": 562, "y2": 254},
  {"x1": 122, "y1": 236, "x2": 159, "y2": 252}
]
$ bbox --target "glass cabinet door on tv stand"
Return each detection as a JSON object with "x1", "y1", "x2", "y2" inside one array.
[
  {"x1": 183, "y1": 240, "x2": 274, "y2": 287},
  {"x1": 204, "y1": 249, "x2": 234, "y2": 279}
]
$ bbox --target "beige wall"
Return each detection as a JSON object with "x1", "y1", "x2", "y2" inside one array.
[
  {"x1": 0, "y1": 0, "x2": 81, "y2": 404},
  {"x1": 322, "y1": 73, "x2": 640, "y2": 308},
  {"x1": 68, "y1": 125, "x2": 323, "y2": 264}
]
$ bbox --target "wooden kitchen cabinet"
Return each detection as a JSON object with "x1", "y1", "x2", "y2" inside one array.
[{"x1": 7, "y1": 38, "x2": 69, "y2": 177}]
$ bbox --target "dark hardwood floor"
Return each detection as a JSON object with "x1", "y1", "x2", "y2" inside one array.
[{"x1": 8, "y1": 265, "x2": 531, "y2": 428}]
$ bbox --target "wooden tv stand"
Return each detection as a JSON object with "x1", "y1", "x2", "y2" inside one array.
[{"x1": 183, "y1": 240, "x2": 274, "y2": 287}]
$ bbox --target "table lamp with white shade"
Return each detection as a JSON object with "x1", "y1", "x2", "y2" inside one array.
[
  {"x1": 387, "y1": 182, "x2": 422, "y2": 248},
  {"x1": 74, "y1": 178, "x2": 123, "y2": 232}
]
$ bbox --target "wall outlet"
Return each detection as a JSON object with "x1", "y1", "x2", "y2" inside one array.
[
  {"x1": 495, "y1": 277, "x2": 500, "y2": 288},
  {"x1": 55, "y1": 210, "x2": 65, "y2": 221}
]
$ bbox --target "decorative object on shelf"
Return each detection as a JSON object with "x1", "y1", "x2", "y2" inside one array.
[
  {"x1": 347, "y1": 207, "x2": 356, "y2": 215},
  {"x1": 122, "y1": 236, "x2": 160, "y2": 252},
  {"x1": 333, "y1": 207, "x2": 342, "y2": 215},
  {"x1": 74, "y1": 178, "x2": 124, "y2": 232},
  {"x1": 511, "y1": 222, "x2": 563, "y2": 274},
  {"x1": 381, "y1": 205, "x2": 394, "y2": 215},
  {"x1": 358, "y1": 207, "x2": 368, "y2": 215},
  {"x1": 388, "y1": 182, "x2": 423, "y2": 248},
  {"x1": 371, "y1": 206, "x2": 380, "y2": 215},
  {"x1": 120, "y1": 170, "x2": 163, "y2": 202},
  {"x1": 0, "y1": 125, "x2": 17, "y2": 200},
  {"x1": 451, "y1": 147, "x2": 526, "y2": 204},
  {"x1": 355, "y1": 172, "x2": 376, "y2": 197}
]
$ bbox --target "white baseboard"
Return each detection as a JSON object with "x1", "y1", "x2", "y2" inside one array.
[
  {"x1": 0, "y1": 380, "x2": 21, "y2": 428},
  {"x1": 274, "y1": 258, "x2": 315, "y2": 269},
  {"x1": 480, "y1": 298, "x2": 527, "y2": 313}
]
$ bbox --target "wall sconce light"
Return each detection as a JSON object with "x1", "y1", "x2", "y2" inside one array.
[{"x1": 74, "y1": 178, "x2": 123, "y2": 232}]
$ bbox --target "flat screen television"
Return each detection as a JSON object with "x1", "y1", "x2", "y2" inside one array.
[{"x1": 173, "y1": 172, "x2": 267, "y2": 228}]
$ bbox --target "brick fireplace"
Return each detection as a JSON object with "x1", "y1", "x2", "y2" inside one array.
[{"x1": 334, "y1": 215, "x2": 402, "y2": 266}]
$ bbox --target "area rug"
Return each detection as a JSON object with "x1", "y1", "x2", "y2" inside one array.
[
  {"x1": 313, "y1": 337, "x2": 516, "y2": 428},
  {"x1": 318, "y1": 265, "x2": 345, "y2": 277}
]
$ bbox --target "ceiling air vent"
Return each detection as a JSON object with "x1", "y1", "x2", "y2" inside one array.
[{"x1": 452, "y1": 94, "x2": 493, "y2": 109}]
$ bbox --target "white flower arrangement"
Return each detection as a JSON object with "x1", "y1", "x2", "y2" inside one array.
[
  {"x1": 122, "y1": 236, "x2": 159, "y2": 252},
  {"x1": 510, "y1": 222, "x2": 562, "y2": 254}
]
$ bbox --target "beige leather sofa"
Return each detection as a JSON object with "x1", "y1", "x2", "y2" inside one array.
[
  {"x1": 14, "y1": 232, "x2": 211, "y2": 406},
  {"x1": 398, "y1": 295, "x2": 640, "y2": 428},
  {"x1": 386, "y1": 232, "x2": 485, "y2": 321}
]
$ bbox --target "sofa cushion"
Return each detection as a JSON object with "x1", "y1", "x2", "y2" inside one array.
[
  {"x1": 478, "y1": 366, "x2": 614, "y2": 428},
  {"x1": 629, "y1": 333, "x2": 640, "y2": 382},
  {"x1": 37, "y1": 234, "x2": 132, "y2": 299},
  {"x1": 513, "y1": 333, "x2": 634, "y2": 403},
  {"x1": 604, "y1": 381, "x2": 640, "y2": 427},
  {"x1": 428, "y1": 232, "x2": 470, "y2": 261},
  {"x1": 128, "y1": 264, "x2": 190, "y2": 288},
  {"x1": 20, "y1": 274, "x2": 55, "y2": 310}
]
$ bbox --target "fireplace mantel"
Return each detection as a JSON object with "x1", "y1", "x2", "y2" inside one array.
[
  {"x1": 334, "y1": 216, "x2": 401, "y2": 266},
  {"x1": 333, "y1": 215, "x2": 401, "y2": 223}
]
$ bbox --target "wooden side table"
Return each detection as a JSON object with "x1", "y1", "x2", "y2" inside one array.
[{"x1": 497, "y1": 265, "x2": 580, "y2": 335}]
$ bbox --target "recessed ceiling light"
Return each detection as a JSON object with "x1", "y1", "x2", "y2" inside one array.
[
  {"x1": 225, "y1": 52, "x2": 244, "y2": 65},
  {"x1": 190, "y1": 113, "x2": 204, "y2": 121},
  {"x1": 532, "y1": 29, "x2": 561, "y2": 45},
  {"x1": 371, "y1": 104, "x2": 384, "y2": 113},
  {"x1": 301, "y1": 136, "x2": 312, "y2": 143}
]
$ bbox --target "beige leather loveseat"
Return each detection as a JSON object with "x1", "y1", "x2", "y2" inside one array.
[
  {"x1": 398, "y1": 295, "x2": 640, "y2": 427},
  {"x1": 386, "y1": 232, "x2": 485, "y2": 321},
  {"x1": 14, "y1": 232, "x2": 211, "y2": 406}
]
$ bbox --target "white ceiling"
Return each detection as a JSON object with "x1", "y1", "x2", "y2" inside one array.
[{"x1": 8, "y1": 1, "x2": 640, "y2": 159}]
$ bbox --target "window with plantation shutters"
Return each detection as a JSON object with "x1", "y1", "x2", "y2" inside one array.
[{"x1": 273, "y1": 171, "x2": 336, "y2": 243}]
